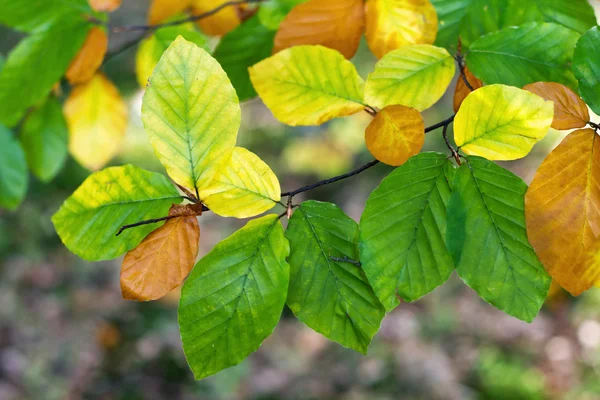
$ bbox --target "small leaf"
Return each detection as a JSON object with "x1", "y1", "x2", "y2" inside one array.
[
  {"x1": 142, "y1": 36, "x2": 240, "y2": 192},
  {"x1": 447, "y1": 156, "x2": 551, "y2": 322},
  {"x1": 525, "y1": 129, "x2": 600, "y2": 295},
  {"x1": 249, "y1": 45, "x2": 365, "y2": 126},
  {"x1": 121, "y1": 211, "x2": 200, "y2": 301},
  {"x1": 64, "y1": 73, "x2": 128, "y2": 171},
  {"x1": 452, "y1": 66, "x2": 482, "y2": 113},
  {"x1": 365, "y1": 0, "x2": 438, "y2": 59},
  {"x1": 89, "y1": 0, "x2": 121, "y2": 12},
  {"x1": 359, "y1": 152, "x2": 456, "y2": 309},
  {"x1": 285, "y1": 201, "x2": 384, "y2": 354},
  {"x1": 0, "y1": 124, "x2": 27, "y2": 210},
  {"x1": 454, "y1": 84, "x2": 554, "y2": 161},
  {"x1": 273, "y1": 0, "x2": 365, "y2": 59},
  {"x1": 258, "y1": 0, "x2": 308, "y2": 30},
  {"x1": 179, "y1": 215, "x2": 289, "y2": 380},
  {"x1": 199, "y1": 147, "x2": 281, "y2": 218},
  {"x1": 573, "y1": 26, "x2": 600, "y2": 116},
  {"x1": 365, "y1": 105, "x2": 424, "y2": 166},
  {"x1": 20, "y1": 96, "x2": 68, "y2": 182},
  {"x1": 364, "y1": 44, "x2": 456, "y2": 111},
  {"x1": 190, "y1": 0, "x2": 241, "y2": 36},
  {"x1": 66, "y1": 26, "x2": 108, "y2": 85},
  {"x1": 523, "y1": 82, "x2": 590, "y2": 130},
  {"x1": 148, "y1": 0, "x2": 192, "y2": 24}
]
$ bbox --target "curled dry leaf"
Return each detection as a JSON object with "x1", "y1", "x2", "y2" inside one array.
[
  {"x1": 523, "y1": 82, "x2": 590, "y2": 130},
  {"x1": 453, "y1": 66, "x2": 483, "y2": 113},
  {"x1": 148, "y1": 0, "x2": 192, "y2": 24},
  {"x1": 169, "y1": 202, "x2": 204, "y2": 217},
  {"x1": 365, "y1": 105, "x2": 424, "y2": 166},
  {"x1": 89, "y1": 0, "x2": 121, "y2": 12},
  {"x1": 273, "y1": 0, "x2": 365, "y2": 59},
  {"x1": 191, "y1": 0, "x2": 241, "y2": 36},
  {"x1": 65, "y1": 27, "x2": 108, "y2": 85}
]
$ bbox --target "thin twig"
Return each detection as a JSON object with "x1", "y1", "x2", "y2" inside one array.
[
  {"x1": 103, "y1": 32, "x2": 146, "y2": 64},
  {"x1": 443, "y1": 124, "x2": 461, "y2": 165},
  {"x1": 364, "y1": 106, "x2": 378, "y2": 117},
  {"x1": 455, "y1": 55, "x2": 474, "y2": 91},
  {"x1": 425, "y1": 114, "x2": 455, "y2": 133},
  {"x1": 330, "y1": 256, "x2": 362, "y2": 267},
  {"x1": 589, "y1": 121, "x2": 600, "y2": 132},
  {"x1": 116, "y1": 215, "x2": 178, "y2": 236}
]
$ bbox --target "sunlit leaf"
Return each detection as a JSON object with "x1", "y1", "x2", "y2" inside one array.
[
  {"x1": 430, "y1": 0, "x2": 471, "y2": 51},
  {"x1": 52, "y1": 165, "x2": 182, "y2": 261},
  {"x1": 199, "y1": 147, "x2": 281, "y2": 218},
  {"x1": 573, "y1": 27, "x2": 600, "y2": 116},
  {"x1": 525, "y1": 129, "x2": 600, "y2": 295},
  {"x1": 66, "y1": 27, "x2": 108, "y2": 85},
  {"x1": 454, "y1": 84, "x2": 554, "y2": 161},
  {"x1": 447, "y1": 156, "x2": 551, "y2": 322},
  {"x1": 249, "y1": 45, "x2": 365, "y2": 126},
  {"x1": 179, "y1": 215, "x2": 289, "y2": 379},
  {"x1": 273, "y1": 0, "x2": 365, "y2": 59},
  {"x1": 0, "y1": 124, "x2": 27, "y2": 210},
  {"x1": 0, "y1": 0, "x2": 92, "y2": 32},
  {"x1": 453, "y1": 66, "x2": 482, "y2": 113},
  {"x1": 142, "y1": 37, "x2": 240, "y2": 192},
  {"x1": 285, "y1": 201, "x2": 384, "y2": 354},
  {"x1": 365, "y1": 0, "x2": 438, "y2": 59},
  {"x1": 365, "y1": 105, "x2": 424, "y2": 166},
  {"x1": 64, "y1": 73, "x2": 128, "y2": 171},
  {"x1": 148, "y1": 0, "x2": 192, "y2": 24},
  {"x1": 523, "y1": 82, "x2": 590, "y2": 130},
  {"x1": 89, "y1": 0, "x2": 121, "y2": 12},
  {"x1": 364, "y1": 44, "x2": 455, "y2": 111},
  {"x1": 359, "y1": 152, "x2": 456, "y2": 309},
  {"x1": 190, "y1": 0, "x2": 241, "y2": 36},
  {"x1": 258, "y1": 0, "x2": 308, "y2": 30}
]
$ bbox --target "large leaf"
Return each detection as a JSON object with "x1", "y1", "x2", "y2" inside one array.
[
  {"x1": 465, "y1": 22, "x2": 580, "y2": 89},
  {"x1": 525, "y1": 129, "x2": 600, "y2": 295},
  {"x1": 453, "y1": 85, "x2": 554, "y2": 161},
  {"x1": 249, "y1": 45, "x2": 365, "y2": 126},
  {"x1": 523, "y1": 82, "x2": 590, "y2": 130},
  {"x1": 213, "y1": 16, "x2": 276, "y2": 101},
  {"x1": 359, "y1": 152, "x2": 456, "y2": 309},
  {"x1": 430, "y1": 0, "x2": 472, "y2": 51},
  {"x1": 573, "y1": 27, "x2": 600, "y2": 116},
  {"x1": 198, "y1": 147, "x2": 281, "y2": 218},
  {"x1": 446, "y1": 156, "x2": 551, "y2": 322},
  {"x1": 0, "y1": 125, "x2": 27, "y2": 210},
  {"x1": 285, "y1": 201, "x2": 384, "y2": 354},
  {"x1": 179, "y1": 215, "x2": 289, "y2": 379},
  {"x1": 142, "y1": 37, "x2": 240, "y2": 193},
  {"x1": 0, "y1": 0, "x2": 92, "y2": 32},
  {"x1": 52, "y1": 165, "x2": 182, "y2": 261},
  {"x1": 20, "y1": 97, "x2": 68, "y2": 182},
  {"x1": 364, "y1": 44, "x2": 455, "y2": 111}
]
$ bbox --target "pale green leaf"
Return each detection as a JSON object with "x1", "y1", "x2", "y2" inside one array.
[
  {"x1": 573, "y1": 26, "x2": 600, "y2": 116},
  {"x1": 0, "y1": 124, "x2": 27, "y2": 210}
]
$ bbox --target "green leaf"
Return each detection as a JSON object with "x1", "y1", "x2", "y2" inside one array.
[
  {"x1": 142, "y1": 36, "x2": 240, "y2": 193},
  {"x1": 0, "y1": 54, "x2": 5, "y2": 70},
  {"x1": 0, "y1": 18, "x2": 92, "y2": 127},
  {"x1": 465, "y1": 22, "x2": 580, "y2": 89},
  {"x1": 258, "y1": 0, "x2": 308, "y2": 30},
  {"x1": 573, "y1": 26, "x2": 600, "y2": 116},
  {"x1": 0, "y1": 124, "x2": 27, "y2": 210},
  {"x1": 179, "y1": 215, "x2": 289, "y2": 380},
  {"x1": 214, "y1": 16, "x2": 276, "y2": 101},
  {"x1": 0, "y1": 0, "x2": 92, "y2": 32},
  {"x1": 530, "y1": 0, "x2": 595, "y2": 34},
  {"x1": 52, "y1": 165, "x2": 182, "y2": 261},
  {"x1": 20, "y1": 96, "x2": 68, "y2": 182},
  {"x1": 285, "y1": 200, "x2": 384, "y2": 354},
  {"x1": 446, "y1": 156, "x2": 551, "y2": 322},
  {"x1": 431, "y1": 0, "x2": 472, "y2": 51},
  {"x1": 359, "y1": 153, "x2": 456, "y2": 310}
]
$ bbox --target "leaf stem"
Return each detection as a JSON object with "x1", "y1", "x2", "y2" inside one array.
[
  {"x1": 116, "y1": 215, "x2": 178, "y2": 236},
  {"x1": 443, "y1": 124, "x2": 461, "y2": 165},
  {"x1": 455, "y1": 54, "x2": 474, "y2": 92}
]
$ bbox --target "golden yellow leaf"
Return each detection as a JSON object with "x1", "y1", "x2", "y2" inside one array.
[
  {"x1": 148, "y1": 0, "x2": 192, "y2": 24},
  {"x1": 273, "y1": 0, "x2": 365, "y2": 59},
  {"x1": 523, "y1": 82, "x2": 590, "y2": 131},
  {"x1": 525, "y1": 128, "x2": 600, "y2": 295},
  {"x1": 191, "y1": 0, "x2": 241, "y2": 36},
  {"x1": 64, "y1": 73, "x2": 128, "y2": 171},
  {"x1": 65, "y1": 27, "x2": 108, "y2": 85},
  {"x1": 365, "y1": 0, "x2": 438, "y2": 59},
  {"x1": 453, "y1": 66, "x2": 483, "y2": 113},
  {"x1": 365, "y1": 105, "x2": 424, "y2": 166},
  {"x1": 89, "y1": 0, "x2": 121, "y2": 12},
  {"x1": 121, "y1": 214, "x2": 200, "y2": 301}
]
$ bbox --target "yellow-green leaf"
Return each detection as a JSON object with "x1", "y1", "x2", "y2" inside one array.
[
  {"x1": 249, "y1": 45, "x2": 365, "y2": 126},
  {"x1": 453, "y1": 84, "x2": 554, "y2": 160},
  {"x1": 199, "y1": 147, "x2": 281, "y2": 218},
  {"x1": 364, "y1": 44, "x2": 455, "y2": 111}
]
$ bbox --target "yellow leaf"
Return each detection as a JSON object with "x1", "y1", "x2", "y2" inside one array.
[
  {"x1": 523, "y1": 82, "x2": 590, "y2": 131},
  {"x1": 249, "y1": 45, "x2": 365, "y2": 126},
  {"x1": 199, "y1": 147, "x2": 281, "y2": 218},
  {"x1": 364, "y1": 44, "x2": 455, "y2": 111},
  {"x1": 453, "y1": 66, "x2": 483, "y2": 113},
  {"x1": 65, "y1": 27, "x2": 108, "y2": 85},
  {"x1": 365, "y1": 105, "x2": 424, "y2": 166},
  {"x1": 273, "y1": 0, "x2": 365, "y2": 59},
  {"x1": 454, "y1": 84, "x2": 554, "y2": 160},
  {"x1": 191, "y1": 0, "x2": 241, "y2": 36},
  {"x1": 89, "y1": 0, "x2": 121, "y2": 12},
  {"x1": 148, "y1": 0, "x2": 192, "y2": 24},
  {"x1": 526, "y1": 129, "x2": 600, "y2": 295},
  {"x1": 365, "y1": 0, "x2": 438, "y2": 59},
  {"x1": 121, "y1": 213, "x2": 200, "y2": 301},
  {"x1": 64, "y1": 73, "x2": 128, "y2": 171}
]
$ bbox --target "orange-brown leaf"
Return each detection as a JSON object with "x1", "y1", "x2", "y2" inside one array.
[
  {"x1": 453, "y1": 66, "x2": 483, "y2": 112},
  {"x1": 121, "y1": 216, "x2": 200, "y2": 301},
  {"x1": 525, "y1": 128, "x2": 600, "y2": 295},
  {"x1": 89, "y1": 0, "x2": 121, "y2": 12},
  {"x1": 148, "y1": 0, "x2": 192, "y2": 24},
  {"x1": 191, "y1": 0, "x2": 241, "y2": 36},
  {"x1": 523, "y1": 82, "x2": 590, "y2": 130},
  {"x1": 273, "y1": 0, "x2": 365, "y2": 59},
  {"x1": 65, "y1": 27, "x2": 108, "y2": 85}
]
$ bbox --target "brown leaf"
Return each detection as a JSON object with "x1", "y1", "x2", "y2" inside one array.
[
  {"x1": 168, "y1": 203, "x2": 204, "y2": 217},
  {"x1": 65, "y1": 27, "x2": 108, "y2": 85},
  {"x1": 523, "y1": 82, "x2": 590, "y2": 130},
  {"x1": 89, "y1": 0, "x2": 121, "y2": 12},
  {"x1": 273, "y1": 0, "x2": 365, "y2": 59},
  {"x1": 121, "y1": 214, "x2": 200, "y2": 301},
  {"x1": 453, "y1": 66, "x2": 482, "y2": 112}
]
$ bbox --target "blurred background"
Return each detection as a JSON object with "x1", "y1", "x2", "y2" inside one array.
[{"x1": 1, "y1": 2, "x2": 600, "y2": 399}]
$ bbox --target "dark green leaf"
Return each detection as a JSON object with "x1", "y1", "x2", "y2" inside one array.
[
  {"x1": 431, "y1": 0, "x2": 472, "y2": 51},
  {"x1": 0, "y1": 0, "x2": 92, "y2": 33},
  {"x1": 0, "y1": 124, "x2": 27, "y2": 210},
  {"x1": 573, "y1": 26, "x2": 600, "y2": 116}
]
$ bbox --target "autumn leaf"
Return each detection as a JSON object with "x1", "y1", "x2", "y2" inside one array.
[
  {"x1": 523, "y1": 82, "x2": 590, "y2": 130},
  {"x1": 89, "y1": 0, "x2": 121, "y2": 12},
  {"x1": 191, "y1": 0, "x2": 241, "y2": 36},
  {"x1": 65, "y1": 27, "x2": 108, "y2": 85},
  {"x1": 273, "y1": 0, "x2": 365, "y2": 59},
  {"x1": 453, "y1": 66, "x2": 482, "y2": 112},
  {"x1": 148, "y1": 0, "x2": 192, "y2": 24}
]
